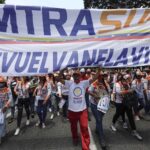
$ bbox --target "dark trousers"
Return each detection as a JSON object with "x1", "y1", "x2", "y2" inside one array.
[
  {"x1": 91, "y1": 103, "x2": 105, "y2": 143},
  {"x1": 112, "y1": 103, "x2": 136, "y2": 130},
  {"x1": 36, "y1": 100, "x2": 47, "y2": 124},
  {"x1": 62, "y1": 95, "x2": 68, "y2": 118},
  {"x1": 133, "y1": 98, "x2": 145, "y2": 115},
  {"x1": 85, "y1": 93, "x2": 90, "y2": 108},
  {"x1": 48, "y1": 98, "x2": 52, "y2": 109},
  {"x1": 17, "y1": 98, "x2": 30, "y2": 128},
  {"x1": 29, "y1": 96, "x2": 35, "y2": 115}
]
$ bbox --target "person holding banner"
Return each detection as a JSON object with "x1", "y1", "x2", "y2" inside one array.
[
  {"x1": 64, "y1": 68, "x2": 100, "y2": 150},
  {"x1": 88, "y1": 74, "x2": 110, "y2": 150},
  {"x1": 0, "y1": 76, "x2": 12, "y2": 144}
]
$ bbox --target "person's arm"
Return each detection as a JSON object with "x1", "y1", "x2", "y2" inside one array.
[
  {"x1": 33, "y1": 87, "x2": 38, "y2": 96},
  {"x1": 43, "y1": 83, "x2": 52, "y2": 104},
  {"x1": 89, "y1": 68, "x2": 101, "y2": 84},
  {"x1": 143, "y1": 79, "x2": 148, "y2": 91},
  {"x1": 88, "y1": 86, "x2": 99, "y2": 101},
  {"x1": 14, "y1": 82, "x2": 19, "y2": 96},
  {"x1": 3, "y1": 91, "x2": 12, "y2": 113},
  {"x1": 57, "y1": 82, "x2": 62, "y2": 98},
  {"x1": 64, "y1": 80, "x2": 72, "y2": 89}
]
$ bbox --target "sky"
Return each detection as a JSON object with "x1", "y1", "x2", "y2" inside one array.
[{"x1": 6, "y1": 0, "x2": 84, "y2": 9}]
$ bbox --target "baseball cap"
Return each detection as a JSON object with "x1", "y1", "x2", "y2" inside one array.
[{"x1": 80, "y1": 68, "x2": 85, "y2": 73}]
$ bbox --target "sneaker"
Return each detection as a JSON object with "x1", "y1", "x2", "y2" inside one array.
[
  {"x1": 135, "y1": 115, "x2": 140, "y2": 121},
  {"x1": 131, "y1": 130, "x2": 143, "y2": 141},
  {"x1": 50, "y1": 114, "x2": 54, "y2": 120},
  {"x1": 57, "y1": 112, "x2": 60, "y2": 116},
  {"x1": 35, "y1": 121, "x2": 40, "y2": 126},
  {"x1": 42, "y1": 123, "x2": 46, "y2": 129},
  {"x1": 123, "y1": 122, "x2": 128, "y2": 129},
  {"x1": 111, "y1": 124, "x2": 117, "y2": 132},
  {"x1": 14, "y1": 128, "x2": 20, "y2": 136},
  {"x1": 48, "y1": 108, "x2": 52, "y2": 112},
  {"x1": 26, "y1": 120, "x2": 30, "y2": 126}
]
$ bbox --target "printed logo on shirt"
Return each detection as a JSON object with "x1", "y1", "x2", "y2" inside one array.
[{"x1": 73, "y1": 87, "x2": 82, "y2": 97}]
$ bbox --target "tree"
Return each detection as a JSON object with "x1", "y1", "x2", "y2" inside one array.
[
  {"x1": 83, "y1": 0, "x2": 150, "y2": 9},
  {"x1": 0, "y1": 0, "x2": 5, "y2": 4}
]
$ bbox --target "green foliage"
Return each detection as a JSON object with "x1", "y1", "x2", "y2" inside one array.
[
  {"x1": 83, "y1": 0, "x2": 149, "y2": 9},
  {"x1": 0, "y1": 0, "x2": 5, "y2": 4}
]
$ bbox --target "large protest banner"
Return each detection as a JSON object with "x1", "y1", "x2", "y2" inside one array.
[{"x1": 0, "y1": 5, "x2": 150, "y2": 76}]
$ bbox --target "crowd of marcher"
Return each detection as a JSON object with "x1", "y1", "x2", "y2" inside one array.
[
  {"x1": 84, "y1": 0, "x2": 150, "y2": 9},
  {"x1": 0, "y1": 67, "x2": 150, "y2": 150}
]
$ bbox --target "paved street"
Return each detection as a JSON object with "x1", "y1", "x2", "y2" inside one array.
[{"x1": 1, "y1": 106, "x2": 150, "y2": 150}]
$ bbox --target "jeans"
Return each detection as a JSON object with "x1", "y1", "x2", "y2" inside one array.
[
  {"x1": 51, "y1": 94, "x2": 60, "y2": 114},
  {"x1": 0, "y1": 114, "x2": 6, "y2": 138},
  {"x1": 36, "y1": 100, "x2": 47, "y2": 124},
  {"x1": 90, "y1": 103, "x2": 105, "y2": 143},
  {"x1": 133, "y1": 98, "x2": 145, "y2": 115},
  {"x1": 17, "y1": 98, "x2": 30, "y2": 128}
]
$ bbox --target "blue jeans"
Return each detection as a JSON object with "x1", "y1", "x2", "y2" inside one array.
[
  {"x1": 36, "y1": 100, "x2": 47, "y2": 124},
  {"x1": 51, "y1": 94, "x2": 60, "y2": 114},
  {"x1": 90, "y1": 103, "x2": 105, "y2": 143},
  {"x1": 133, "y1": 98, "x2": 145, "y2": 115},
  {"x1": 0, "y1": 115, "x2": 6, "y2": 138}
]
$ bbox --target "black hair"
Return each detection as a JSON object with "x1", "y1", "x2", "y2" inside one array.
[
  {"x1": 39, "y1": 76, "x2": 46, "y2": 86},
  {"x1": 0, "y1": 82, "x2": 7, "y2": 89},
  {"x1": 117, "y1": 74, "x2": 124, "y2": 82}
]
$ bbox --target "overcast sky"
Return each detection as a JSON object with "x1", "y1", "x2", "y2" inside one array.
[{"x1": 6, "y1": 0, "x2": 84, "y2": 9}]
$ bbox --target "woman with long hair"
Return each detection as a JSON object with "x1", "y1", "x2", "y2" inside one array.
[
  {"x1": 88, "y1": 74, "x2": 111, "y2": 149},
  {"x1": 34, "y1": 76, "x2": 51, "y2": 128},
  {"x1": 14, "y1": 77, "x2": 30, "y2": 136},
  {"x1": 111, "y1": 74, "x2": 143, "y2": 141}
]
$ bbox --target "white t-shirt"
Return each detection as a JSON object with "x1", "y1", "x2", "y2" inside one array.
[
  {"x1": 65, "y1": 80, "x2": 89, "y2": 112},
  {"x1": 113, "y1": 82, "x2": 123, "y2": 103}
]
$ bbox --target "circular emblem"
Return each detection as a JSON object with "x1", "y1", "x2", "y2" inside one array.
[{"x1": 73, "y1": 87, "x2": 82, "y2": 97}]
